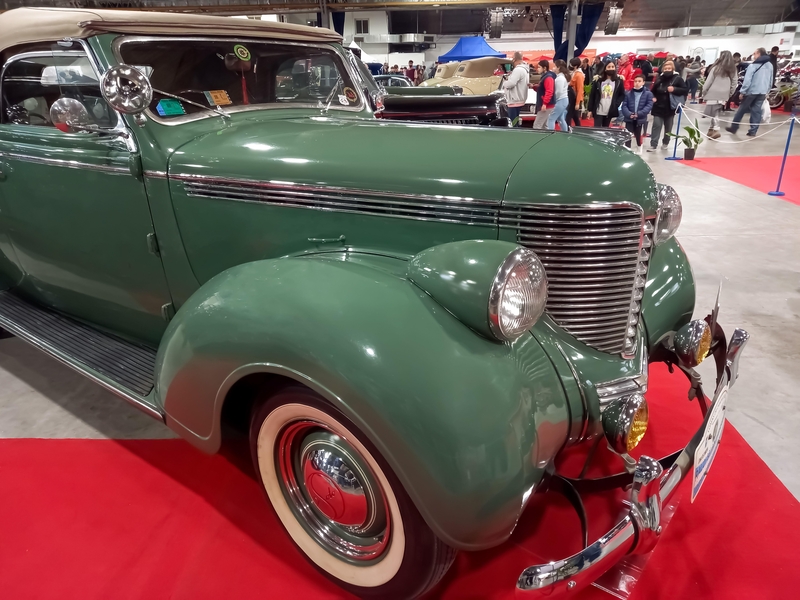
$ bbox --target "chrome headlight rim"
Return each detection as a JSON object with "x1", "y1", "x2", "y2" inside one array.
[
  {"x1": 488, "y1": 247, "x2": 548, "y2": 342},
  {"x1": 655, "y1": 183, "x2": 682, "y2": 245}
]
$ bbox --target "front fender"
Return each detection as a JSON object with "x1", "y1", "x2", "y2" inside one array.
[
  {"x1": 154, "y1": 252, "x2": 569, "y2": 550},
  {"x1": 641, "y1": 237, "x2": 696, "y2": 350}
]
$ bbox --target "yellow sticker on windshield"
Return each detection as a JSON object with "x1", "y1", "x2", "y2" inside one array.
[
  {"x1": 204, "y1": 90, "x2": 233, "y2": 106},
  {"x1": 343, "y1": 87, "x2": 358, "y2": 103}
]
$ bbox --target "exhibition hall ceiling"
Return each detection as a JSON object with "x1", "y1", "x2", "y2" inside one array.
[{"x1": 0, "y1": 0, "x2": 797, "y2": 30}]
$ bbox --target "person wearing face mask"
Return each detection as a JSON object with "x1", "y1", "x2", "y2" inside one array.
[
  {"x1": 586, "y1": 62, "x2": 625, "y2": 127},
  {"x1": 648, "y1": 60, "x2": 689, "y2": 151},
  {"x1": 621, "y1": 74, "x2": 653, "y2": 148}
]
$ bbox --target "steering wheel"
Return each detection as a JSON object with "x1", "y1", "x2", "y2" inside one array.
[{"x1": 28, "y1": 113, "x2": 48, "y2": 125}]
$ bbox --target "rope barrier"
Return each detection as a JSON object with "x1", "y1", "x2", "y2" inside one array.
[
  {"x1": 670, "y1": 104, "x2": 796, "y2": 145},
  {"x1": 678, "y1": 102, "x2": 793, "y2": 128}
]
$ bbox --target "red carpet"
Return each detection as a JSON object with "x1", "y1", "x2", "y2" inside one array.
[
  {"x1": 0, "y1": 363, "x2": 796, "y2": 599},
  {"x1": 680, "y1": 155, "x2": 800, "y2": 206}
]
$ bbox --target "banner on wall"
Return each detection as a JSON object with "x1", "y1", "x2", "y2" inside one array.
[{"x1": 504, "y1": 49, "x2": 597, "y2": 62}]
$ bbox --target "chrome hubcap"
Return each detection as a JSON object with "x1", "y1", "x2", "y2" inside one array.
[{"x1": 277, "y1": 420, "x2": 390, "y2": 561}]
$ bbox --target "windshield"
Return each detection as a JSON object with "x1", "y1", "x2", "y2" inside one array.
[{"x1": 118, "y1": 39, "x2": 360, "y2": 120}]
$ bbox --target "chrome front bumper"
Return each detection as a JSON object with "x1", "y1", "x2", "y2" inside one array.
[{"x1": 517, "y1": 327, "x2": 749, "y2": 597}]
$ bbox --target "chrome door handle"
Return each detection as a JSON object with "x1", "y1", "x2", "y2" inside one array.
[{"x1": 308, "y1": 235, "x2": 346, "y2": 244}]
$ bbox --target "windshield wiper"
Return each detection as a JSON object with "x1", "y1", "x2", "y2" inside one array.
[
  {"x1": 153, "y1": 88, "x2": 231, "y2": 122},
  {"x1": 321, "y1": 76, "x2": 343, "y2": 115}
]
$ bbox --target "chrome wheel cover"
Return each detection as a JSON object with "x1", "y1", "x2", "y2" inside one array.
[{"x1": 277, "y1": 419, "x2": 391, "y2": 562}]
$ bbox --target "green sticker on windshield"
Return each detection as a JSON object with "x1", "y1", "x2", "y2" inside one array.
[
  {"x1": 233, "y1": 44, "x2": 251, "y2": 62},
  {"x1": 156, "y1": 98, "x2": 185, "y2": 116}
]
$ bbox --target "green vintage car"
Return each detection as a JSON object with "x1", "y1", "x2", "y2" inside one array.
[{"x1": 0, "y1": 8, "x2": 748, "y2": 600}]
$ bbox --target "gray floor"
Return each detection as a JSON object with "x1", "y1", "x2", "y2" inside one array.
[{"x1": 0, "y1": 110, "x2": 798, "y2": 499}]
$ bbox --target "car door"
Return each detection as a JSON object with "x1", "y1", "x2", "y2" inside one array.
[{"x1": 0, "y1": 43, "x2": 172, "y2": 346}]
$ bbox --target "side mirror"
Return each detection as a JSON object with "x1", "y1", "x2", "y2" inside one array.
[
  {"x1": 49, "y1": 97, "x2": 92, "y2": 133},
  {"x1": 101, "y1": 65, "x2": 152, "y2": 115}
]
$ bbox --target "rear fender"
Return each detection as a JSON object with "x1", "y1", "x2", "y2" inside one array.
[{"x1": 154, "y1": 252, "x2": 569, "y2": 550}]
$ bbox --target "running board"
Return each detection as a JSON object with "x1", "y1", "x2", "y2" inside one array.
[{"x1": 0, "y1": 291, "x2": 163, "y2": 420}]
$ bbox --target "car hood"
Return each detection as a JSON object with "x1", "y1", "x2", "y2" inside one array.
[
  {"x1": 168, "y1": 115, "x2": 549, "y2": 202},
  {"x1": 168, "y1": 115, "x2": 657, "y2": 216},
  {"x1": 505, "y1": 131, "x2": 659, "y2": 216}
]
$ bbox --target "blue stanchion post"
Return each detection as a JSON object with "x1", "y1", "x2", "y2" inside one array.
[
  {"x1": 665, "y1": 105, "x2": 683, "y2": 161},
  {"x1": 768, "y1": 117, "x2": 795, "y2": 197}
]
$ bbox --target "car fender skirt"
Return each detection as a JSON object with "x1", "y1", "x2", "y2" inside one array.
[
  {"x1": 641, "y1": 238, "x2": 695, "y2": 351},
  {"x1": 154, "y1": 252, "x2": 570, "y2": 550}
]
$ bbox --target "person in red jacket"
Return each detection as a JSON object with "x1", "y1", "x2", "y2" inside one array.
[
  {"x1": 533, "y1": 60, "x2": 556, "y2": 129},
  {"x1": 618, "y1": 54, "x2": 635, "y2": 91}
]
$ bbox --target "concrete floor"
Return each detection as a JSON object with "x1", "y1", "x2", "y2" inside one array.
[{"x1": 1, "y1": 110, "x2": 798, "y2": 499}]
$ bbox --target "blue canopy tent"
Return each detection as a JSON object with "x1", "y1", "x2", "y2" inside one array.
[{"x1": 438, "y1": 37, "x2": 505, "y2": 63}]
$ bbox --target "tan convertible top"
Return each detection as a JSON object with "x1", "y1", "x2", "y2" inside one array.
[{"x1": 0, "y1": 7, "x2": 342, "y2": 54}]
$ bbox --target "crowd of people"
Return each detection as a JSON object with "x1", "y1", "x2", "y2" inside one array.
[
  {"x1": 380, "y1": 60, "x2": 435, "y2": 86},
  {"x1": 505, "y1": 46, "x2": 779, "y2": 149}
]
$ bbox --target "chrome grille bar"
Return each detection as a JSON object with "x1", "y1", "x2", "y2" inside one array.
[
  {"x1": 501, "y1": 202, "x2": 653, "y2": 356},
  {"x1": 180, "y1": 177, "x2": 499, "y2": 227}
]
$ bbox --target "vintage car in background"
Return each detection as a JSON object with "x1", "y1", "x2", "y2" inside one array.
[
  {"x1": 374, "y1": 73, "x2": 414, "y2": 88},
  {"x1": 418, "y1": 60, "x2": 461, "y2": 87},
  {"x1": 378, "y1": 90, "x2": 511, "y2": 126},
  {"x1": 420, "y1": 56, "x2": 512, "y2": 94},
  {"x1": 0, "y1": 8, "x2": 748, "y2": 600}
]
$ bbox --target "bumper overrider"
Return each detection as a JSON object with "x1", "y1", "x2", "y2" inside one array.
[{"x1": 516, "y1": 323, "x2": 749, "y2": 597}]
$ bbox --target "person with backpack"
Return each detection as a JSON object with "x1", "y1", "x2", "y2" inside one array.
[
  {"x1": 725, "y1": 48, "x2": 774, "y2": 137},
  {"x1": 621, "y1": 74, "x2": 653, "y2": 148},
  {"x1": 647, "y1": 60, "x2": 689, "y2": 151}
]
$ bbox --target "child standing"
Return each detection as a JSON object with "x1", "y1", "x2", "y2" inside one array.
[{"x1": 621, "y1": 75, "x2": 654, "y2": 148}]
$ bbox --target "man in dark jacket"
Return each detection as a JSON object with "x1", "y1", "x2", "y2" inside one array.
[
  {"x1": 640, "y1": 55, "x2": 654, "y2": 82},
  {"x1": 769, "y1": 46, "x2": 779, "y2": 85},
  {"x1": 726, "y1": 48, "x2": 774, "y2": 137},
  {"x1": 647, "y1": 60, "x2": 689, "y2": 151},
  {"x1": 533, "y1": 60, "x2": 556, "y2": 129}
]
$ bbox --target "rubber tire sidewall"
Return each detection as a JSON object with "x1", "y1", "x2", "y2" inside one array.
[{"x1": 250, "y1": 387, "x2": 455, "y2": 600}]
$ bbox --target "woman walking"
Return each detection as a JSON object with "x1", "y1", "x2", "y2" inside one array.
[
  {"x1": 701, "y1": 51, "x2": 738, "y2": 139},
  {"x1": 648, "y1": 60, "x2": 689, "y2": 150},
  {"x1": 567, "y1": 57, "x2": 585, "y2": 127},
  {"x1": 547, "y1": 59, "x2": 571, "y2": 131},
  {"x1": 587, "y1": 61, "x2": 625, "y2": 127}
]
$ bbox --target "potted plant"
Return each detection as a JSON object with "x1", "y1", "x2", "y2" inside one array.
[
  {"x1": 582, "y1": 83, "x2": 592, "y2": 118},
  {"x1": 667, "y1": 118, "x2": 703, "y2": 160}
]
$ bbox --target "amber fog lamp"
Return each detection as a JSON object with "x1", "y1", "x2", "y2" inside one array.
[
  {"x1": 674, "y1": 319, "x2": 712, "y2": 367},
  {"x1": 602, "y1": 393, "x2": 649, "y2": 454}
]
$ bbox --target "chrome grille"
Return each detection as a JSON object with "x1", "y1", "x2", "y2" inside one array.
[
  {"x1": 179, "y1": 176, "x2": 499, "y2": 226},
  {"x1": 418, "y1": 117, "x2": 481, "y2": 125},
  {"x1": 500, "y1": 203, "x2": 653, "y2": 356}
]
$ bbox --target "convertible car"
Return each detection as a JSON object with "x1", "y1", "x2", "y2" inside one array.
[
  {"x1": 0, "y1": 8, "x2": 747, "y2": 600},
  {"x1": 420, "y1": 56, "x2": 512, "y2": 95}
]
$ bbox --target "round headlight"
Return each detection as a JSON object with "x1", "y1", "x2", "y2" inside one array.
[
  {"x1": 655, "y1": 183, "x2": 682, "y2": 245},
  {"x1": 673, "y1": 319, "x2": 712, "y2": 367},
  {"x1": 488, "y1": 248, "x2": 548, "y2": 342},
  {"x1": 602, "y1": 394, "x2": 649, "y2": 454}
]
